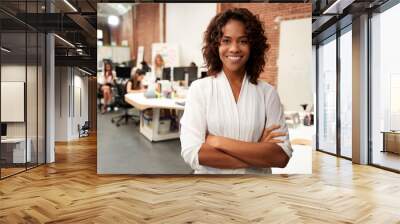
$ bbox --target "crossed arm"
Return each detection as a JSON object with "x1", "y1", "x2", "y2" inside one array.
[
  {"x1": 198, "y1": 125, "x2": 290, "y2": 169},
  {"x1": 181, "y1": 81, "x2": 290, "y2": 170}
]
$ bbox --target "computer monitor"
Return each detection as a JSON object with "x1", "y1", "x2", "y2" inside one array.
[
  {"x1": 201, "y1": 71, "x2": 208, "y2": 79},
  {"x1": 115, "y1": 66, "x2": 131, "y2": 79},
  {"x1": 1, "y1": 123, "x2": 7, "y2": 137},
  {"x1": 185, "y1": 67, "x2": 198, "y2": 85},
  {"x1": 173, "y1": 67, "x2": 186, "y2": 81},
  {"x1": 162, "y1": 67, "x2": 171, "y2": 81}
]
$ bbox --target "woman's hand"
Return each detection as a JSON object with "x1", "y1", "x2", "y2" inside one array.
[{"x1": 259, "y1": 124, "x2": 287, "y2": 144}]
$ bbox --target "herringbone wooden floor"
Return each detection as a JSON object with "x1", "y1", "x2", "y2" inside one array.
[{"x1": 1, "y1": 134, "x2": 400, "y2": 224}]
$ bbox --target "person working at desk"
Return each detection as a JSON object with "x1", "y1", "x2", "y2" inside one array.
[
  {"x1": 140, "y1": 61, "x2": 151, "y2": 73},
  {"x1": 180, "y1": 8, "x2": 292, "y2": 174},
  {"x1": 126, "y1": 68, "x2": 146, "y2": 93},
  {"x1": 153, "y1": 54, "x2": 165, "y2": 79},
  {"x1": 99, "y1": 62, "x2": 116, "y2": 113}
]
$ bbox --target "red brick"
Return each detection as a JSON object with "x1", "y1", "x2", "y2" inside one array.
[{"x1": 218, "y1": 3, "x2": 311, "y2": 87}]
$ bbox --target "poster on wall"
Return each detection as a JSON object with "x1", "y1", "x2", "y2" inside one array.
[
  {"x1": 1, "y1": 82, "x2": 25, "y2": 122},
  {"x1": 151, "y1": 43, "x2": 180, "y2": 67},
  {"x1": 136, "y1": 46, "x2": 144, "y2": 67}
]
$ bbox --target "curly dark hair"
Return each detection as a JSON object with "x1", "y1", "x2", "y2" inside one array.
[{"x1": 202, "y1": 8, "x2": 269, "y2": 84}]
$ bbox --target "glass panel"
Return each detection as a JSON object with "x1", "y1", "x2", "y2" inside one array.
[
  {"x1": 317, "y1": 36, "x2": 337, "y2": 154},
  {"x1": 26, "y1": 0, "x2": 39, "y2": 170},
  {"x1": 27, "y1": 31, "x2": 38, "y2": 169},
  {"x1": 1, "y1": 30, "x2": 27, "y2": 178},
  {"x1": 38, "y1": 32, "x2": 45, "y2": 165},
  {"x1": 0, "y1": 1, "x2": 46, "y2": 178},
  {"x1": 371, "y1": 3, "x2": 400, "y2": 171},
  {"x1": 339, "y1": 28, "x2": 352, "y2": 158}
]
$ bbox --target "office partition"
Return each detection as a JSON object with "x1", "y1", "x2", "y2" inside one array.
[
  {"x1": 0, "y1": 0, "x2": 47, "y2": 179},
  {"x1": 370, "y1": 2, "x2": 400, "y2": 172}
]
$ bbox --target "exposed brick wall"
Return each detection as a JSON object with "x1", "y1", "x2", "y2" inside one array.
[
  {"x1": 218, "y1": 3, "x2": 311, "y2": 87},
  {"x1": 119, "y1": 9, "x2": 135, "y2": 60},
  {"x1": 98, "y1": 24, "x2": 111, "y2": 46},
  {"x1": 110, "y1": 4, "x2": 161, "y2": 64},
  {"x1": 133, "y1": 3, "x2": 161, "y2": 64},
  {"x1": 109, "y1": 25, "x2": 121, "y2": 45}
]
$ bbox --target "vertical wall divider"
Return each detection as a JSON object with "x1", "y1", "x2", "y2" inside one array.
[
  {"x1": 69, "y1": 68, "x2": 71, "y2": 118},
  {"x1": 367, "y1": 10, "x2": 373, "y2": 165},
  {"x1": 316, "y1": 45, "x2": 319, "y2": 151},
  {"x1": 336, "y1": 27, "x2": 341, "y2": 157},
  {"x1": 36, "y1": 0, "x2": 39, "y2": 168},
  {"x1": 73, "y1": 68, "x2": 75, "y2": 118},
  {"x1": 44, "y1": 0, "x2": 49, "y2": 165},
  {"x1": 0, "y1": 22, "x2": 2, "y2": 179},
  {"x1": 25, "y1": 1, "x2": 28, "y2": 171}
]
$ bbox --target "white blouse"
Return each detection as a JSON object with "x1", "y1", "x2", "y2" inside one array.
[{"x1": 180, "y1": 71, "x2": 292, "y2": 174}]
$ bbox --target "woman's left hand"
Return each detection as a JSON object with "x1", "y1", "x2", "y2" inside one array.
[{"x1": 259, "y1": 124, "x2": 286, "y2": 143}]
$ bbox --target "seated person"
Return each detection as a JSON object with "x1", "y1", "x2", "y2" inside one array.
[
  {"x1": 98, "y1": 62, "x2": 116, "y2": 113},
  {"x1": 153, "y1": 54, "x2": 165, "y2": 79},
  {"x1": 126, "y1": 68, "x2": 146, "y2": 93},
  {"x1": 140, "y1": 61, "x2": 152, "y2": 73}
]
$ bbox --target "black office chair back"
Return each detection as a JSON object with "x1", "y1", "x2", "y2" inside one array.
[
  {"x1": 82, "y1": 121, "x2": 90, "y2": 130},
  {"x1": 115, "y1": 82, "x2": 132, "y2": 109}
]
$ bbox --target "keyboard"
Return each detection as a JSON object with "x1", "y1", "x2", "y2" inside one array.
[{"x1": 175, "y1": 101, "x2": 185, "y2": 106}]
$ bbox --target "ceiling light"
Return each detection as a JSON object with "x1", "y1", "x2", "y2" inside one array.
[
  {"x1": 1, "y1": 47, "x2": 11, "y2": 53},
  {"x1": 322, "y1": 0, "x2": 355, "y2": 15},
  {"x1": 63, "y1": 0, "x2": 78, "y2": 12},
  {"x1": 97, "y1": 29, "x2": 103, "y2": 39},
  {"x1": 108, "y1": 15, "x2": 119, "y2": 26},
  {"x1": 54, "y1": 34, "x2": 75, "y2": 48},
  {"x1": 78, "y1": 68, "x2": 92, "y2": 76}
]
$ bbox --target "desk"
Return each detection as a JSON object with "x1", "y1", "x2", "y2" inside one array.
[
  {"x1": 381, "y1": 131, "x2": 400, "y2": 154},
  {"x1": 125, "y1": 93, "x2": 185, "y2": 141},
  {"x1": 1, "y1": 138, "x2": 32, "y2": 164}
]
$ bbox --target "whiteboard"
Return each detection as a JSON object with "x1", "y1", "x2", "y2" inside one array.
[
  {"x1": 1, "y1": 82, "x2": 25, "y2": 122},
  {"x1": 112, "y1": 47, "x2": 131, "y2": 63},
  {"x1": 152, "y1": 43, "x2": 180, "y2": 67},
  {"x1": 97, "y1": 46, "x2": 131, "y2": 65}
]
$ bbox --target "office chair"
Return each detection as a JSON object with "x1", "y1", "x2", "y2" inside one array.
[
  {"x1": 78, "y1": 121, "x2": 90, "y2": 138},
  {"x1": 97, "y1": 85, "x2": 104, "y2": 111},
  {"x1": 111, "y1": 82, "x2": 140, "y2": 127}
]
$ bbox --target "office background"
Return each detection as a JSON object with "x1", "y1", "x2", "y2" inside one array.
[{"x1": 97, "y1": 3, "x2": 313, "y2": 174}]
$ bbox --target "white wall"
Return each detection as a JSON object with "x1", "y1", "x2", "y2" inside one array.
[
  {"x1": 2, "y1": 63, "x2": 46, "y2": 164},
  {"x1": 55, "y1": 67, "x2": 89, "y2": 141},
  {"x1": 1, "y1": 65, "x2": 35, "y2": 137},
  {"x1": 166, "y1": 3, "x2": 216, "y2": 67},
  {"x1": 72, "y1": 73, "x2": 89, "y2": 138},
  {"x1": 55, "y1": 67, "x2": 68, "y2": 141},
  {"x1": 277, "y1": 18, "x2": 312, "y2": 111}
]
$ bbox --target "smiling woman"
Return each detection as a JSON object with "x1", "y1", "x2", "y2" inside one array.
[
  {"x1": 203, "y1": 8, "x2": 268, "y2": 85},
  {"x1": 180, "y1": 8, "x2": 292, "y2": 174}
]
